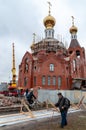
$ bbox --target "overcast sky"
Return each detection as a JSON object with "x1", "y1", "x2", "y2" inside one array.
[{"x1": 0, "y1": 0, "x2": 86, "y2": 83}]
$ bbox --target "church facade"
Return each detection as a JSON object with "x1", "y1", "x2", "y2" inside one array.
[{"x1": 18, "y1": 8, "x2": 86, "y2": 90}]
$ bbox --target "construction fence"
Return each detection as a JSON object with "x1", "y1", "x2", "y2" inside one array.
[{"x1": 38, "y1": 90, "x2": 86, "y2": 104}]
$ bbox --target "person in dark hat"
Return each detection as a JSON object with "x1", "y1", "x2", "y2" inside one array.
[{"x1": 55, "y1": 92, "x2": 70, "y2": 128}]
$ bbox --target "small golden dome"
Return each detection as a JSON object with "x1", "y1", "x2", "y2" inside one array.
[
  {"x1": 70, "y1": 16, "x2": 78, "y2": 34},
  {"x1": 69, "y1": 25, "x2": 78, "y2": 34},
  {"x1": 43, "y1": 15, "x2": 56, "y2": 29}
]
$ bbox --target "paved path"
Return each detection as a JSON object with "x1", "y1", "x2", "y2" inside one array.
[{"x1": 0, "y1": 108, "x2": 81, "y2": 127}]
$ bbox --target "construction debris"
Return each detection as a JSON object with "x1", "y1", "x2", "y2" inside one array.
[
  {"x1": 0, "y1": 94, "x2": 47, "y2": 113},
  {"x1": 0, "y1": 94, "x2": 86, "y2": 114},
  {"x1": 0, "y1": 94, "x2": 21, "y2": 107}
]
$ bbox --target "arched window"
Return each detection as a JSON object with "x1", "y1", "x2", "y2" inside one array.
[
  {"x1": 34, "y1": 66, "x2": 36, "y2": 70},
  {"x1": 24, "y1": 58, "x2": 29, "y2": 73},
  {"x1": 58, "y1": 76, "x2": 62, "y2": 89},
  {"x1": 69, "y1": 51, "x2": 73, "y2": 54},
  {"x1": 42, "y1": 76, "x2": 46, "y2": 85},
  {"x1": 25, "y1": 64, "x2": 28, "y2": 71},
  {"x1": 76, "y1": 50, "x2": 80, "y2": 58},
  {"x1": 50, "y1": 64, "x2": 54, "y2": 71},
  {"x1": 73, "y1": 59, "x2": 76, "y2": 71}
]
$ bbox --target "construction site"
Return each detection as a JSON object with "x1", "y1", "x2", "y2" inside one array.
[
  {"x1": 0, "y1": 89, "x2": 86, "y2": 130},
  {"x1": 0, "y1": 1, "x2": 86, "y2": 130}
]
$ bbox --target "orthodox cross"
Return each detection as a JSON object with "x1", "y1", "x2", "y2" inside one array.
[
  {"x1": 71, "y1": 16, "x2": 74, "y2": 26},
  {"x1": 47, "y1": 1, "x2": 52, "y2": 15}
]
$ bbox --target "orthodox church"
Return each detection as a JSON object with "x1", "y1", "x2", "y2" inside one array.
[{"x1": 18, "y1": 4, "x2": 86, "y2": 90}]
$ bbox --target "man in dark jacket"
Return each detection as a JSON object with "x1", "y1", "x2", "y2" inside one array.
[
  {"x1": 55, "y1": 92, "x2": 70, "y2": 128},
  {"x1": 27, "y1": 88, "x2": 36, "y2": 104}
]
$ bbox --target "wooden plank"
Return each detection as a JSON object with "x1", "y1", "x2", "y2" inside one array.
[
  {"x1": 0, "y1": 105, "x2": 22, "y2": 109},
  {"x1": 82, "y1": 103, "x2": 86, "y2": 109},
  {"x1": 70, "y1": 102, "x2": 79, "y2": 109},
  {"x1": 0, "y1": 105, "x2": 22, "y2": 113},
  {"x1": 77, "y1": 96, "x2": 85, "y2": 107},
  {"x1": 21, "y1": 99, "x2": 35, "y2": 118},
  {"x1": 47, "y1": 100, "x2": 60, "y2": 112}
]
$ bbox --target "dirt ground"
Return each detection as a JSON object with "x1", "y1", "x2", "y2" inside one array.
[{"x1": 0, "y1": 110, "x2": 86, "y2": 130}]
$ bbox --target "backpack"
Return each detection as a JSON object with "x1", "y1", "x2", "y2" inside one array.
[{"x1": 64, "y1": 98, "x2": 70, "y2": 109}]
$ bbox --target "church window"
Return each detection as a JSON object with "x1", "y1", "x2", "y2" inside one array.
[
  {"x1": 49, "y1": 30, "x2": 51, "y2": 36},
  {"x1": 25, "y1": 64, "x2": 29, "y2": 72},
  {"x1": 73, "y1": 59, "x2": 76, "y2": 71},
  {"x1": 26, "y1": 58, "x2": 29, "y2": 63},
  {"x1": 34, "y1": 66, "x2": 36, "y2": 70},
  {"x1": 72, "y1": 35, "x2": 73, "y2": 39},
  {"x1": 52, "y1": 31, "x2": 54, "y2": 37},
  {"x1": 74, "y1": 35, "x2": 76, "y2": 39},
  {"x1": 76, "y1": 50, "x2": 80, "y2": 58},
  {"x1": 24, "y1": 58, "x2": 29, "y2": 73},
  {"x1": 69, "y1": 51, "x2": 73, "y2": 54},
  {"x1": 50, "y1": 64, "x2": 54, "y2": 71},
  {"x1": 58, "y1": 76, "x2": 62, "y2": 89},
  {"x1": 42, "y1": 76, "x2": 46, "y2": 85},
  {"x1": 48, "y1": 76, "x2": 51, "y2": 85},
  {"x1": 45, "y1": 31, "x2": 47, "y2": 37},
  {"x1": 53, "y1": 76, "x2": 56, "y2": 85}
]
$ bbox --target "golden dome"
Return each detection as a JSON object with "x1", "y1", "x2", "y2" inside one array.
[
  {"x1": 43, "y1": 15, "x2": 56, "y2": 29},
  {"x1": 70, "y1": 25, "x2": 78, "y2": 34},
  {"x1": 69, "y1": 26, "x2": 78, "y2": 33},
  {"x1": 70, "y1": 16, "x2": 78, "y2": 34}
]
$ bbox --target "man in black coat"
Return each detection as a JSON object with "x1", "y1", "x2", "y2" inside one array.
[
  {"x1": 27, "y1": 88, "x2": 36, "y2": 104},
  {"x1": 55, "y1": 92, "x2": 70, "y2": 128}
]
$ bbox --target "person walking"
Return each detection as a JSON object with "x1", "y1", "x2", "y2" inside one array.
[
  {"x1": 55, "y1": 92, "x2": 70, "y2": 128},
  {"x1": 27, "y1": 88, "x2": 36, "y2": 104}
]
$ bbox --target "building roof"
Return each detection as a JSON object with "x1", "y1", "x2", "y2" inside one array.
[{"x1": 69, "y1": 39, "x2": 80, "y2": 48}]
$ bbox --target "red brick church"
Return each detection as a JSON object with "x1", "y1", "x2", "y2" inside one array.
[{"x1": 18, "y1": 7, "x2": 86, "y2": 90}]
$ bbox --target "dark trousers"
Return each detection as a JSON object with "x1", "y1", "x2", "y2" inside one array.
[{"x1": 61, "y1": 111, "x2": 67, "y2": 127}]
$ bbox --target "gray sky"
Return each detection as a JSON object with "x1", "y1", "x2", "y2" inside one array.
[{"x1": 0, "y1": 0, "x2": 86, "y2": 83}]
